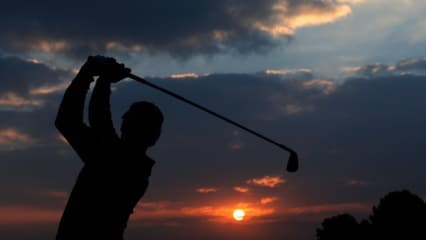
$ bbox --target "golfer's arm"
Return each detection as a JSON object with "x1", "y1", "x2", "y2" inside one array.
[
  {"x1": 88, "y1": 77, "x2": 117, "y2": 137},
  {"x1": 55, "y1": 73, "x2": 93, "y2": 134}
]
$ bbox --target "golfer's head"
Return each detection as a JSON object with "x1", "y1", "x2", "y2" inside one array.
[{"x1": 121, "y1": 101, "x2": 163, "y2": 147}]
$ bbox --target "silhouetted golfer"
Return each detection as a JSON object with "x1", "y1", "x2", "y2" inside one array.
[{"x1": 55, "y1": 56, "x2": 163, "y2": 240}]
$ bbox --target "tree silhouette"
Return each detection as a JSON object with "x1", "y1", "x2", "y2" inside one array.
[
  {"x1": 316, "y1": 214, "x2": 360, "y2": 240},
  {"x1": 316, "y1": 190, "x2": 426, "y2": 240},
  {"x1": 370, "y1": 190, "x2": 426, "y2": 239}
]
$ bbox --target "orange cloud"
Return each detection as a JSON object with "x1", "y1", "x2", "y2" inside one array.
[
  {"x1": 30, "y1": 40, "x2": 68, "y2": 53},
  {"x1": 285, "y1": 5, "x2": 352, "y2": 29},
  {"x1": 25, "y1": 58, "x2": 42, "y2": 64},
  {"x1": 303, "y1": 79, "x2": 336, "y2": 95},
  {"x1": 285, "y1": 203, "x2": 368, "y2": 215},
  {"x1": 234, "y1": 187, "x2": 249, "y2": 193},
  {"x1": 138, "y1": 201, "x2": 171, "y2": 209},
  {"x1": 247, "y1": 175, "x2": 286, "y2": 188},
  {"x1": 134, "y1": 201, "x2": 178, "y2": 218},
  {"x1": 254, "y1": 2, "x2": 355, "y2": 37},
  {"x1": 29, "y1": 82, "x2": 69, "y2": 95},
  {"x1": 196, "y1": 188, "x2": 218, "y2": 193},
  {"x1": 0, "y1": 92, "x2": 43, "y2": 107},
  {"x1": 341, "y1": 66, "x2": 363, "y2": 73},
  {"x1": 0, "y1": 128, "x2": 32, "y2": 145},
  {"x1": 265, "y1": 68, "x2": 312, "y2": 75},
  {"x1": 0, "y1": 201, "x2": 367, "y2": 226},
  {"x1": 180, "y1": 204, "x2": 275, "y2": 222},
  {"x1": 106, "y1": 41, "x2": 144, "y2": 52},
  {"x1": 0, "y1": 206, "x2": 61, "y2": 225},
  {"x1": 260, "y1": 197, "x2": 278, "y2": 205},
  {"x1": 211, "y1": 30, "x2": 232, "y2": 41},
  {"x1": 170, "y1": 73, "x2": 199, "y2": 79},
  {"x1": 132, "y1": 200, "x2": 275, "y2": 223}
]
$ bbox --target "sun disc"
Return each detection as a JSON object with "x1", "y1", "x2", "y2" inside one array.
[{"x1": 233, "y1": 209, "x2": 245, "y2": 221}]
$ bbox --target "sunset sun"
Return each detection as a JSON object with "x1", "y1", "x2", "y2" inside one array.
[{"x1": 233, "y1": 209, "x2": 246, "y2": 221}]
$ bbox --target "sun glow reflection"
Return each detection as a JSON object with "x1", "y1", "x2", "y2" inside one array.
[{"x1": 233, "y1": 209, "x2": 245, "y2": 221}]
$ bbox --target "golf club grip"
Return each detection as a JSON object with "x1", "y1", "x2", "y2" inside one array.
[{"x1": 128, "y1": 73, "x2": 296, "y2": 154}]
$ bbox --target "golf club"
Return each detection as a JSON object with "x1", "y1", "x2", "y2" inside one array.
[{"x1": 128, "y1": 73, "x2": 299, "y2": 172}]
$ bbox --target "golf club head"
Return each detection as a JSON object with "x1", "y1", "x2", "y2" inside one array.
[{"x1": 286, "y1": 151, "x2": 299, "y2": 172}]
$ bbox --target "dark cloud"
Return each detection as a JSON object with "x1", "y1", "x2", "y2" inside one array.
[
  {"x1": 0, "y1": 55, "x2": 326, "y2": 204},
  {"x1": 1, "y1": 0, "x2": 356, "y2": 58},
  {"x1": 344, "y1": 63, "x2": 393, "y2": 76},
  {"x1": 0, "y1": 57, "x2": 70, "y2": 96},
  {"x1": 344, "y1": 56, "x2": 426, "y2": 76},
  {"x1": 396, "y1": 56, "x2": 426, "y2": 71},
  {"x1": 1, "y1": 55, "x2": 426, "y2": 239},
  {"x1": 0, "y1": 56, "x2": 71, "y2": 111}
]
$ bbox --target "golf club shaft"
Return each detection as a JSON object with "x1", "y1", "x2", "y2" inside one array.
[{"x1": 128, "y1": 73, "x2": 295, "y2": 154}]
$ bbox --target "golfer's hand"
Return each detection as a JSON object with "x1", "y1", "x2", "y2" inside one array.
[{"x1": 80, "y1": 55, "x2": 131, "y2": 83}]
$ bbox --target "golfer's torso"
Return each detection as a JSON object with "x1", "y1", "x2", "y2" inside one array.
[{"x1": 57, "y1": 152, "x2": 154, "y2": 239}]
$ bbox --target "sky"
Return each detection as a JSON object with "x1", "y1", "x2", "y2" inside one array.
[{"x1": 1, "y1": 0, "x2": 426, "y2": 239}]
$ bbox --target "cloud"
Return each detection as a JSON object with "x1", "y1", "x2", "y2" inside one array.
[
  {"x1": 342, "y1": 56, "x2": 426, "y2": 76},
  {"x1": 106, "y1": 41, "x2": 144, "y2": 52},
  {"x1": 180, "y1": 205, "x2": 275, "y2": 222},
  {"x1": 265, "y1": 68, "x2": 313, "y2": 76},
  {"x1": 40, "y1": 191, "x2": 68, "y2": 200},
  {"x1": 0, "y1": 92, "x2": 43, "y2": 109},
  {"x1": 0, "y1": 200, "x2": 362, "y2": 227},
  {"x1": 262, "y1": 1, "x2": 353, "y2": 33},
  {"x1": 196, "y1": 188, "x2": 218, "y2": 193},
  {"x1": 285, "y1": 203, "x2": 368, "y2": 215},
  {"x1": 170, "y1": 73, "x2": 200, "y2": 79},
  {"x1": 0, "y1": 60, "x2": 333, "y2": 213},
  {"x1": 0, "y1": 128, "x2": 34, "y2": 151},
  {"x1": 0, "y1": 1, "x2": 363, "y2": 58},
  {"x1": 396, "y1": 56, "x2": 426, "y2": 71},
  {"x1": 136, "y1": 201, "x2": 174, "y2": 217},
  {"x1": 247, "y1": 176, "x2": 286, "y2": 188},
  {"x1": 0, "y1": 201, "x2": 365, "y2": 226},
  {"x1": 342, "y1": 63, "x2": 394, "y2": 76},
  {"x1": 252, "y1": 2, "x2": 352, "y2": 37},
  {"x1": 0, "y1": 56, "x2": 69, "y2": 95},
  {"x1": 348, "y1": 179, "x2": 370, "y2": 187},
  {"x1": 264, "y1": 68, "x2": 315, "y2": 82},
  {"x1": 132, "y1": 200, "x2": 275, "y2": 223},
  {"x1": 233, "y1": 187, "x2": 249, "y2": 193},
  {"x1": 0, "y1": 206, "x2": 61, "y2": 225},
  {"x1": 260, "y1": 197, "x2": 279, "y2": 205},
  {"x1": 2, "y1": 54, "x2": 426, "y2": 239},
  {"x1": 0, "y1": 56, "x2": 72, "y2": 110},
  {"x1": 132, "y1": 71, "x2": 330, "y2": 121},
  {"x1": 302, "y1": 79, "x2": 336, "y2": 95},
  {"x1": 29, "y1": 82, "x2": 69, "y2": 96},
  {"x1": 0, "y1": 128, "x2": 31, "y2": 144},
  {"x1": 336, "y1": 0, "x2": 365, "y2": 4}
]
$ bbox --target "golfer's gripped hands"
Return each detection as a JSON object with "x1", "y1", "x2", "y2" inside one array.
[{"x1": 80, "y1": 55, "x2": 131, "y2": 83}]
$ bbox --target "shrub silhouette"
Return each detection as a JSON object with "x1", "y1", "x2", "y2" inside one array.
[{"x1": 316, "y1": 190, "x2": 426, "y2": 240}]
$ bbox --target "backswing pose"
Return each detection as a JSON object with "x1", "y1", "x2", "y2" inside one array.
[{"x1": 55, "y1": 56, "x2": 163, "y2": 239}]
